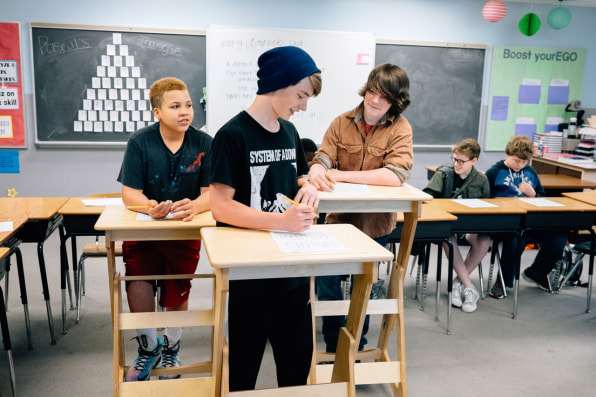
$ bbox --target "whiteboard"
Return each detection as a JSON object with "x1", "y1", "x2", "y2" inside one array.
[{"x1": 206, "y1": 25, "x2": 375, "y2": 143}]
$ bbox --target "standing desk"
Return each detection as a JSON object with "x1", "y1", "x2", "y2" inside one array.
[
  {"x1": 94, "y1": 206, "x2": 216, "y2": 396},
  {"x1": 200, "y1": 224, "x2": 394, "y2": 397},
  {"x1": 508, "y1": 196, "x2": 596, "y2": 315},
  {"x1": 389, "y1": 204, "x2": 457, "y2": 333},
  {"x1": 0, "y1": 197, "x2": 68, "y2": 345},
  {"x1": 424, "y1": 198, "x2": 527, "y2": 319},
  {"x1": 316, "y1": 183, "x2": 430, "y2": 396},
  {"x1": 531, "y1": 156, "x2": 596, "y2": 183}
]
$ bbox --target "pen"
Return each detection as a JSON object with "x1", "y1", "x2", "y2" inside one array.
[
  {"x1": 127, "y1": 205, "x2": 151, "y2": 209},
  {"x1": 279, "y1": 194, "x2": 319, "y2": 218}
]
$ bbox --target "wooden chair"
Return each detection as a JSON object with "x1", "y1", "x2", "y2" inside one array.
[{"x1": 112, "y1": 272, "x2": 217, "y2": 396}]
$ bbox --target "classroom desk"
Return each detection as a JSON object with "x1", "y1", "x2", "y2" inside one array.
[
  {"x1": 201, "y1": 224, "x2": 394, "y2": 397},
  {"x1": 0, "y1": 197, "x2": 68, "y2": 345},
  {"x1": 424, "y1": 198, "x2": 527, "y2": 319},
  {"x1": 492, "y1": 197, "x2": 596, "y2": 318},
  {"x1": 57, "y1": 197, "x2": 111, "y2": 333},
  {"x1": 388, "y1": 204, "x2": 457, "y2": 332},
  {"x1": 537, "y1": 174, "x2": 596, "y2": 196},
  {"x1": 531, "y1": 156, "x2": 596, "y2": 183}
]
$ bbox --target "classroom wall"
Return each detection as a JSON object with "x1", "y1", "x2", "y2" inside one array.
[{"x1": 2, "y1": 0, "x2": 596, "y2": 196}]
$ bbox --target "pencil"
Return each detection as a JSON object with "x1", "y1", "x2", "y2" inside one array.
[
  {"x1": 279, "y1": 194, "x2": 319, "y2": 218},
  {"x1": 127, "y1": 205, "x2": 151, "y2": 209}
]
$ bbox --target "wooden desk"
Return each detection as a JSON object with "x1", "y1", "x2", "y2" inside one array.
[
  {"x1": 201, "y1": 224, "x2": 393, "y2": 397},
  {"x1": 537, "y1": 174, "x2": 596, "y2": 196},
  {"x1": 317, "y1": 183, "x2": 430, "y2": 395},
  {"x1": 0, "y1": 197, "x2": 68, "y2": 345},
  {"x1": 531, "y1": 156, "x2": 596, "y2": 182},
  {"x1": 390, "y1": 204, "x2": 457, "y2": 331},
  {"x1": 94, "y1": 205, "x2": 216, "y2": 396},
  {"x1": 562, "y1": 190, "x2": 596, "y2": 206}
]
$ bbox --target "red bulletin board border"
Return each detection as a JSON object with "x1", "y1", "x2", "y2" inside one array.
[{"x1": 0, "y1": 22, "x2": 25, "y2": 148}]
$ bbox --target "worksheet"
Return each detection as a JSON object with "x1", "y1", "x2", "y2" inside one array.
[{"x1": 270, "y1": 230, "x2": 348, "y2": 253}]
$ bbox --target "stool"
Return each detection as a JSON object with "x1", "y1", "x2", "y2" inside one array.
[
  {"x1": 1, "y1": 247, "x2": 16, "y2": 397},
  {"x1": 112, "y1": 272, "x2": 216, "y2": 396}
]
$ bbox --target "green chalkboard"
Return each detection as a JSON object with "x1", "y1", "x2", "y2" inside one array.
[{"x1": 31, "y1": 23, "x2": 206, "y2": 148}]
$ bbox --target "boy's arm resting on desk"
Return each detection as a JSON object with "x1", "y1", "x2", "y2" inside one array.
[
  {"x1": 329, "y1": 167, "x2": 402, "y2": 186},
  {"x1": 210, "y1": 182, "x2": 315, "y2": 232},
  {"x1": 171, "y1": 187, "x2": 211, "y2": 222},
  {"x1": 122, "y1": 185, "x2": 171, "y2": 218}
]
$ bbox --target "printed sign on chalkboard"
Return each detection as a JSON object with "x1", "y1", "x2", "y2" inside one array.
[
  {"x1": 375, "y1": 41, "x2": 486, "y2": 148},
  {"x1": 30, "y1": 23, "x2": 206, "y2": 148}
]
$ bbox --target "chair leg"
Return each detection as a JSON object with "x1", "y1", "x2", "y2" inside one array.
[
  {"x1": 3, "y1": 261, "x2": 8, "y2": 310},
  {"x1": 76, "y1": 254, "x2": 86, "y2": 324},
  {"x1": 477, "y1": 262, "x2": 485, "y2": 299}
]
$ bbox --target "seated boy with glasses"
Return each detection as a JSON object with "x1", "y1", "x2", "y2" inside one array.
[{"x1": 423, "y1": 138, "x2": 491, "y2": 313}]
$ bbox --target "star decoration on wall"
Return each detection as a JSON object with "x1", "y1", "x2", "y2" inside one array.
[{"x1": 7, "y1": 188, "x2": 18, "y2": 198}]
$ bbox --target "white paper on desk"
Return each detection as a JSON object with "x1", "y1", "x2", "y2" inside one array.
[
  {"x1": 270, "y1": 230, "x2": 348, "y2": 253},
  {"x1": 0, "y1": 221, "x2": 14, "y2": 232},
  {"x1": 519, "y1": 198, "x2": 564, "y2": 207},
  {"x1": 451, "y1": 199, "x2": 497, "y2": 208},
  {"x1": 329, "y1": 182, "x2": 370, "y2": 194},
  {"x1": 82, "y1": 198, "x2": 124, "y2": 206},
  {"x1": 135, "y1": 212, "x2": 183, "y2": 221}
]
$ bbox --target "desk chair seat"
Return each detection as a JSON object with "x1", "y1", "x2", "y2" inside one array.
[{"x1": 75, "y1": 241, "x2": 123, "y2": 323}]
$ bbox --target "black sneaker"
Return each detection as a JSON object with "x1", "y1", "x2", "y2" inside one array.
[
  {"x1": 489, "y1": 279, "x2": 505, "y2": 299},
  {"x1": 523, "y1": 268, "x2": 552, "y2": 292}
]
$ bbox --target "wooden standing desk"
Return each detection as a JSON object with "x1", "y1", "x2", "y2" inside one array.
[
  {"x1": 507, "y1": 196, "x2": 596, "y2": 314},
  {"x1": 201, "y1": 224, "x2": 394, "y2": 397},
  {"x1": 389, "y1": 204, "x2": 457, "y2": 332},
  {"x1": 424, "y1": 198, "x2": 527, "y2": 319},
  {"x1": 531, "y1": 156, "x2": 596, "y2": 182},
  {"x1": 94, "y1": 206, "x2": 216, "y2": 396},
  {"x1": 0, "y1": 197, "x2": 68, "y2": 345}
]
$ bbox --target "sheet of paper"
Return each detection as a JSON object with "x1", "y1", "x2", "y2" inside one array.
[
  {"x1": 135, "y1": 212, "x2": 183, "y2": 221},
  {"x1": 270, "y1": 230, "x2": 348, "y2": 253},
  {"x1": 519, "y1": 198, "x2": 564, "y2": 207},
  {"x1": 82, "y1": 198, "x2": 124, "y2": 206},
  {"x1": 330, "y1": 182, "x2": 370, "y2": 194},
  {"x1": 0, "y1": 221, "x2": 14, "y2": 232},
  {"x1": 451, "y1": 199, "x2": 497, "y2": 208}
]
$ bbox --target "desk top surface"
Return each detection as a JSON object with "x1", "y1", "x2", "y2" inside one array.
[
  {"x1": 200, "y1": 223, "x2": 393, "y2": 268},
  {"x1": 562, "y1": 191, "x2": 596, "y2": 206},
  {"x1": 318, "y1": 183, "x2": 431, "y2": 203},
  {"x1": 494, "y1": 196, "x2": 596, "y2": 213},
  {"x1": 531, "y1": 156, "x2": 596, "y2": 170},
  {"x1": 0, "y1": 197, "x2": 68, "y2": 220},
  {"x1": 425, "y1": 198, "x2": 526, "y2": 215},
  {"x1": 58, "y1": 197, "x2": 107, "y2": 215},
  {"x1": 537, "y1": 174, "x2": 596, "y2": 189},
  {"x1": 94, "y1": 205, "x2": 216, "y2": 232},
  {"x1": 396, "y1": 203, "x2": 458, "y2": 222},
  {"x1": 0, "y1": 215, "x2": 27, "y2": 244}
]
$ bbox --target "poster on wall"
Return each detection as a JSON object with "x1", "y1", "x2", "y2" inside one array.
[
  {"x1": 0, "y1": 22, "x2": 25, "y2": 148},
  {"x1": 486, "y1": 46, "x2": 586, "y2": 151}
]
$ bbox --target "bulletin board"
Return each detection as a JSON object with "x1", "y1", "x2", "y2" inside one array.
[
  {"x1": 30, "y1": 23, "x2": 206, "y2": 148},
  {"x1": 0, "y1": 22, "x2": 25, "y2": 148},
  {"x1": 206, "y1": 25, "x2": 375, "y2": 143},
  {"x1": 486, "y1": 46, "x2": 586, "y2": 151},
  {"x1": 375, "y1": 40, "x2": 486, "y2": 149}
]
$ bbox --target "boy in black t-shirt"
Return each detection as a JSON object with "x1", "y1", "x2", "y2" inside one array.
[
  {"x1": 210, "y1": 46, "x2": 322, "y2": 391},
  {"x1": 118, "y1": 77, "x2": 212, "y2": 382}
]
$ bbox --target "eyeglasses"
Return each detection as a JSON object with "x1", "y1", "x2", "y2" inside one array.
[{"x1": 451, "y1": 155, "x2": 472, "y2": 166}]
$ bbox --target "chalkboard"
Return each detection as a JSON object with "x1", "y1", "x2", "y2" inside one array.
[
  {"x1": 375, "y1": 41, "x2": 486, "y2": 148},
  {"x1": 206, "y1": 26, "x2": 375, "y2": 143},
  {"x1": 30, "y1": 23, "x2": 206, "y2": 148}
]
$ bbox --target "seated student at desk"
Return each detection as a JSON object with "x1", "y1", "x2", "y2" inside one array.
[
  {"x1": 423, "y1": 138, "x2": 490, "y2": 313},
  {"x1": 308, "y1": 63, "x2": 413, "y2": 353},
  {"x1": 486, "y1": 135, "x2": 567, "y2": 298},
  {"x1": 209, "y1": 46, "x2": 321, "y2": 391},
  {"x1": 117, "y1": 77, "x2": 212, "y2": 382}
]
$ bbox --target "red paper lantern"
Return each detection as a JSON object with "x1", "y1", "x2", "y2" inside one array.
[{"x1": 483, "y1": 0, "x2": 507, "y2": 23}]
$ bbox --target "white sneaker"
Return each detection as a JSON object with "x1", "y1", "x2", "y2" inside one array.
[
  {"x1": 462, "y1": 286, "x2": 480, "y2": 313},
  {"x1": 452, "y1": 281, "x2": 463, "y2": 308}
]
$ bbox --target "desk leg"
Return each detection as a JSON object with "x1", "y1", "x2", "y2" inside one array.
[
  {"x1": 587, "y1": 237, "x2": 595, "y2": 313},
  {"x1": 105, "y1": 232, "x2": 116, "y2": 321},
  {"x1": 332, "y1": 261, "x2": 375, "y2": 397},
  {"x1": 58, "y1": 226, "x2": 69, "y2": 335},
  {"x1": 213, "y1": 268, "x2": 228, "y2": 397},
  {"x1": 444, "y1": 239, "x2": 454, "y2": 335},
  {"x1": 37, "y1": 240, "x2": 56, "y2": 345},
  {"x1": 13, "y1": 249, "x2": 32, "y2": 350},
  {"x1": 513, "y1": 231, "x2": 523, "y2": 319},
  {"x1": 0, "y1": 285, "x2": 17, "y2": 397}
]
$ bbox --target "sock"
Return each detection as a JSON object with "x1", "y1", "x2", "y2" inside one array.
[
  {"x1": 137, "y1": 328, "x2": 158, "y2": 351},
  {"x1": 164, "y1": 327, "x2": 183, "y2": 345}
]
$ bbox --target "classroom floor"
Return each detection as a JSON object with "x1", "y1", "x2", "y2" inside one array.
[{"x1": 1, "y1": 232, "x2": 595, "y2": 397}]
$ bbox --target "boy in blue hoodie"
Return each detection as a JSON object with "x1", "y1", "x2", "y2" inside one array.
[{"x1": 485, "y1": 135, "x2": 567, "y2": 298}]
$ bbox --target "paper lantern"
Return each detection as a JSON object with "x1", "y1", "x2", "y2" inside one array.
[
  {"x1": 519, "y1": 13, "x2": 541, "y2": 36},
  {"x1": 483, "y1": 0, "x2": 507, "y2": 23},
  {"x1": 548, "y1": 7, "x2": 571, "y2": 30}
]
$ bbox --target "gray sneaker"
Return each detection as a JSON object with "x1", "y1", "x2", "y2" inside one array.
[
  {"x1": 462, "y1": 287, "x2": 480, "y2": 313},
  {"x1": 452, "y1": 281, "x2": 463, "y2": 308}
]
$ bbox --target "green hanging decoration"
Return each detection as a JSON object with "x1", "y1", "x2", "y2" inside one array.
[{"x1": 519, "y1": 12, "x2": 541, "y2": 36}]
